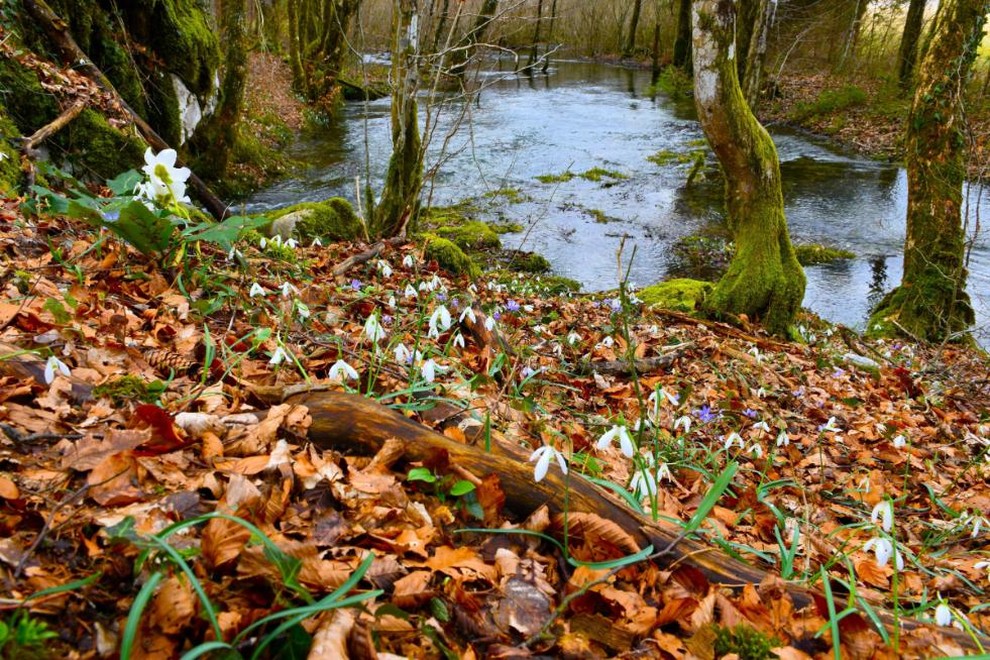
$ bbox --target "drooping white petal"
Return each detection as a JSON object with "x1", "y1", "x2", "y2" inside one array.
[{"x1": 871, "y1": 501, "x2": 894, "y2": 533}]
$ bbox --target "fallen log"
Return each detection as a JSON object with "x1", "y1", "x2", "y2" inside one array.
[
  {"x1": 18, "y1": 100, "x2": 86, "y2": 189},
  {"x1": 288, "y1": 390, "x2": 987, "y2": 652},
  {"x1": 23, "y1": 0, "x2": 229, "y2": 221}
]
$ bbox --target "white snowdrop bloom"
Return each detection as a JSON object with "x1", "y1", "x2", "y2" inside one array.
[
  {"x1": 875, "y1": 423, "x2": 888, "y2": 435},
  {"x1": 388, "y1": 296, "x2": 396, "y2": 309},
  {"x1": 468, "y1": 283, "x2": 478, "y2": 294},
  {"x1": 227, "y1": 246, "x2": 242, "y2": 261},
  {"x1": 364, "y1": 313, "x2": 386, "y2": 343},
  {"x1": 757, "y1": 386, "x2": 768, "y2": 398},
  {"x1": 484, "y1": 316, "x2": 497, "y2": 331},
  {"x1": 748, "y1": 346, "x2": 762, "y2": 362},
  {"x1": 429, "y1": 274, "x2": 443, "y2": 291},
  {"x1": 871, "y1": 501, "x2": 894, "y2": 533},
  {"x1": 776, "y1": 429, "x2": 790, "y2": 447},
  {"x1": 598, "y1": 336, "x2": 615, "y2": 348},
  {"x1": 530, "y1": 445, "x2": 568, "y2": 482},
  {"x1": 279, "y1": 282, "x2": 299, "y2": 298},
  {"x1": 820, "y1": 416, "x2": 841, "y2": 433},
  {"x1": 420, "y1": 358, "x2": 446, "y2": 383},
  {"x1": 402, "y1": 254, "x2": 416, "y2": 268},
  {"x1": 377, "y1": 260, "x2": 393, "y2": 277},
  {"x1": 404, "y1": 284, "x2": 418, "y2": 299},
  {"x1": 249, "y1": 282, "x2": 267, "y2": 297},
  {"x1": 311, "y1": 237, "x2": 323, "y2": 247},
  {"x1": 630, "y1": 468, "x2": 658, "y2": 499},
  {"x1": 752, "y1": 420, "x2": 771, "y2": 433},
  {"x1": 567, "y1": 332, "x2": 581, "y2": 345},
  {"x1": 328, "y1": 359, "x2": 359, "y2": 382},
  {"x1": 268, "y1": 345, "x2": 291, "y2": 366},
  {"x1": 259, "y1": 236, "x2": 268, "y2": 249},
  {"x1": 674, "y1": 415, "x2": 692, "y2": 434},
  {"x1": 935, "y1": 603, "x2": 953, "y2": 627},
  {"x1": 724, "y1": 432, "x2": 744, "y2": 450},
  {"x1": 893, "y1": 434, "x2": 906, "y2": 449},
  {"x1": 418, "y1": 281, "x2": 430, "y2": 293},
  {"x1": 452, "y1": 333, "x2": 465, "y2": 349},
  {"x1": 459, "y1": 306, "x2": 477, "y2": 325},
  {"x1": 394, "y1": 343, "x2": 412, "y2": 365},
  {"x1": 428, "y1": 305, "x2": 453, "y2": 338},
  {"x1": 284, "y1": 238, "x2": 299, "y2": 249},
  {"x1": 632, "y1": 417, "x2": 651, "y2": 432},
  {"x1": 295, "y1": 301, "x2": 311, "y2": 319},
  {"x1": 864, "y1": 537, "x2": 894, "y2": 567},
  {"x1": 597, "y1": 424, "x2": 635, "y2": 458},
  {"x1": 270, "y1": 235, "x2": 283, "y2": 247},
  {"x1": 44, "y1": 355, "x2": 71, "y2": 384},
  {"x1": 656, "y1": 462, "x2": 672, "y2": 483},
  {"x1": 749, "y1": 443, "x2": 764, "y2": 458}
]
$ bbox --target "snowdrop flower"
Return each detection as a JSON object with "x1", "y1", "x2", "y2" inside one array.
[
  {"x1": 630, "y1": 467, "x2": 658, "y2": 499},
  {"x1": 893, "y1": 434, "x2": 906, "y2": 449},
  {"x1": 819, "y1": 417, "x2": 841, "y2": 433},
  {"x1": 249, "y1": 282, "x2": 267, "y2": 297},
  {"x1": 270, "y1": 235, "x2": 284, "y2": 247},
  {"x1": 776, "y1": 429, "x2": 790, "y2": 447},
  {"x1": 863, "y1": 537, "x2": 903, "y2": 569},
  {"x1": 420, "y1": 358, "x2": 446, "y2": 383},
  {"x1": 632, "y1": 417, "x2": 651, "y2": 432},
  {"x1": 402, "y1": 254, "x2": 415, "y2": 268},
  {"x1": 404, "y1": 284, "x2": 418, "y2": 299},
  {"x1": 749, "y1": 443, "x2": 764, "y2": 458},
  {"x1": 598, "y1": 336, "x2": 615, "y2": 349},
  {"x1": 418, "y1": 281, "x2": 430, "y2": 293},
  {"x1": 140, "y1": 148, "x2": 191, "y2": 205},
  {"x1": 227, "y1": 246, "x2": 241, "y2": 261},
  {"x1": 284, "y1": 238, "x2": 299, "y2": 249},
  {"x1": 757, "y1": 386, "x2": 768, "y2": 398},
  {"x1": 311, "y1": 237, "x2": 322, "y2": 247},
  {"x1": 484, "y1": 316, "x2": 497, "y2": 331},
  {"x1": 724, "y1": 432, "x2": 744, "y2": 451},
  {"x1": 295, "y1": 301, "x2": 310, "y2": 319},
  {"x1": 44, "y1": 355, "x2": 71, "y2": 384},
  {"x1": 428, "y1": 305, "x2": 452, "y2": 338},
  {"x1": 452, "y1": 333, "x2": 465, "y2": 349},
  {"x1": 394, "y1": 343, "x2": 412, "y2": 364},
  {"x1": 871, "y1": 501, "x2": 894, "y2": 533},
  {"x1": 597, "y1": 424, "x2": 635, "y2": 458},
  {"x1": 364, "y1": 313, "x2": 386, "y2": 342},
  {"x1": 388, "y1": 296, "x2": 396, "y2": 309},
  {"x1": 530, "y1": 445, "x2": 568, "y2": 483},
  {"x1": 656, "y1": 462, "x2": 672, "y2": 482},
  {"x1": 280, "y1": 282, "x2": 299, "y2": 298},
  {"x1": 269, "y1": 345, "x2": 291, "y2": 366},
  {"x1": 567, "y1": 332, "x2": 581, "y2": 346},
  {"x1": 934, "y1": 602, "x2": 953, "y2": 627},
  {"x1": 752, "y1": 420, "x2": 771, "y2": 433},
  {"x1": 674, "y1": 415, "x2": 692, "y2": 434},
  {"x1": 974, "y1": 560, "x2": 990, "y2": 580},
  {"x1": 429, "y1": 274, "x2": 444, "y2": 291},
  {"x1": 748, "y1": 346, "x2": 761, "y2": 362},
  {"x1": 259, "y1": 236, "x2": 268, "y2": 249},
  {"x1": 328, "y1": 359, "x2": 359, "y2": 382},
  {"x1": 459, "y1": 306, "x2": 476, "y2": 325}
]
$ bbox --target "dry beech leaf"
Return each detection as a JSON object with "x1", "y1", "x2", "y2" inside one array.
[
  {"x1": 201, "y1": 514, "x2": 252, "y2": 571},
  {"x1": 0, "y1": 476, "x2": 20, "y2": 499},
  {"x1": 307, "y1": 608, "x2": 354, "y2": 660},
  {"x1": 150, "y1": 575, "x2": 196, "y2": 635},
  {"x1": 553, "y1": 511, "x2": 640, "y2": 562},
  {"x1": 392, "y1": 570, "x2": 433, "y2": 609}
]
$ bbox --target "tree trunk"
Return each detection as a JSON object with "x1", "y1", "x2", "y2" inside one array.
[
  {"x1": 673, "y1": 0, "x2": 692, "y2": 70},
  {"x1": 692, "y1": 0, "x2": 806, "y2": 336},
  {"x1": 837, "y1": 0, "x2": 869, "y2": 70},
  {"x1": 287, "y1": 0, "x2": 304, "y2": 91},
  {"x1": 623, "y1": 0, "x2": 643, "y2": 58},
  {"x1": 541, "y1": 0, "x2": 558, "y2": 73},
  {"x1": 528, "y1": 0, "x2": 544, "y2": 68},
  {"x1": 742, "y1": 0, "x2": 774, "y2": 107},
  {"x1": 870, "y1": 0, "x2": 986, "y2": 342},
  {"x1": 897, "y1": 0, "x2": 926, "y2": 91},
  {"x1": 374, "y1": 0, "x2": 423, "y2": 238},
  {"x1": 735, "y1": 0, "x2": 756, "y2": 81},
  {"x1": 189, "y1": 0, "x2": 247, "y2": 178},
  {"x1": 448, "y1": 0, "x2": 499, "y2": 78}
]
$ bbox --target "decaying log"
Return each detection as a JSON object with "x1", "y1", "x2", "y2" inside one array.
[
  {"x1": 288, "y1": 390, "x2": 987, "y2": 651},
  {"x1": 23, "y1": 0, "x2": 229, "y2": 221},
  {"x1": 579, "y1": 342, "x2": 693, "y2": 376},
  {"x1": 331, "y1": 237, "x2": 407, "y2": 277}
]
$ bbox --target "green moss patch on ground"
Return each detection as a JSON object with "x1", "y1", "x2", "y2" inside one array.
[
  {"x1": 639, "y1": 278, "x2": 713, "y2": 312},
  {"x1": 267, "y1": 198, "x2": 365, "y2": 243},
  {"x1": 422, "y1": 234, "x2": 481, "y2": 278},
  {"x1": 794, "y1": 243, "x2": 855, "y2": 266}
]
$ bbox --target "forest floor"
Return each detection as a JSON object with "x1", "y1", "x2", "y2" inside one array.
[{"x1": 1, "y1": 192, "x2": 989, "y2": 658}]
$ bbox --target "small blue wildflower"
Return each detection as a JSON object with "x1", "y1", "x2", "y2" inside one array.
[
  {"x1": 833, "y1": 367, "x2": 846, "y2": 378},
  {"x1": 350, "y1": 279, "x2": 362, "y2": 291},
  {"x1": 506, "y1": 300, "x2": 520, "y2": 312},
  {"x1": 694, "y1": 404, "x2": 718, "y2": 424},
  {"x1": 382, "y1": 314, "x2": 393, "y2": 325},
  {"x1": 436, "y1": 292, "x2": 447, "y2": 302},
  {"x1": 493, "y1": 311, "x2": 501, "y2": 320},
  {"x1": 101, "y1": 210, "x2": 120, "y2": 222},
  {"x1": 792, "y1": 387, "x2": 805, "y2": 397},
  {"x1": 743, "y1": 408, "x2": 759, "y2": 419},
  {"x1": 450, "y1": 298, "x2": 460, "y2": 309},
  {"x1": 609, "y1": 298, "x2": 622, "y2": 312}
]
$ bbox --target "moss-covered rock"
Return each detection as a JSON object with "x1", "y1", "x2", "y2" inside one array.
[
  {"x1": 0, "y1": 56, "x2": 58, "y2": 135},
  {"x1": 639, "y1": 278, "x2": 713, "y2": 312},
  {"x1": 267, "y1": 198, "x2": 364, "y2": 243},
  {"x1": 434, "y1": 220, "x2": 501, "y2": 250},
  {"x1": 62, "y1": 109, "x2": 146, "y2": 181},
  {"x1": 423, "y1": 235, "x2": 481, "y2": 278},
  {"x1": 0, "y1": 107, "x2": 23, "y2": 195},
  {"x1": 794, "y1": 243, "x2": 855, "y2": 265}
]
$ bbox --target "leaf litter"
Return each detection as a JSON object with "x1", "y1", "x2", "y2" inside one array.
[{"x1": 0, "y1": 199, "x2": 988, "y2": 658}]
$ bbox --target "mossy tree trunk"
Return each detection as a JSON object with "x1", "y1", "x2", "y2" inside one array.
[
  {"x1": 623, "y1": 0, "x2": 643, "y2": 58},
  {"x1": 897, "y1": 0, "x2": 926, "y2": 92},
  {"x1": 692, "y1": 0, "x2": 806, "y2": 335},
  {"x1": 673, "y1": 0, "x2": 692, "y2": 70},
  {"x1": 374, "y1": 0, "x2": 423, "y2": 238},
  {"x1": 287, "y1": 0, "x2": 304, "y2": 90},
  {"x1": 741, "y1": 0, "x2": 773, "y2": 107},
  {"x1": 871, "y1": 0, "x2": 986, "y2": 342},
  {"x1": 189, "y1": 0, "x2": 247, "y2": 178}
]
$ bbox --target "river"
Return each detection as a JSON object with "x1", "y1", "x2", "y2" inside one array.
[{"x1": 245, "y1": 59, "x2": 990, "y2": 345}]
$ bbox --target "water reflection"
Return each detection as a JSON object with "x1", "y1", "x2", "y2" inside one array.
[{"x1": 245, "y1": 59, "x2": 990, "y2": 340}]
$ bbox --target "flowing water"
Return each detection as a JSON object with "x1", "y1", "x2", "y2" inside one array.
[{"x1": 245, "y1": 60, "x2": 990, "y2": 343}]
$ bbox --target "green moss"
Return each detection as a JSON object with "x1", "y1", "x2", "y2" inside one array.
[
  {"x1": 639, "y1": 278, "x2": 713, "y2": 312},
  {"x1": 488, "y1": 221, "x2": 524, "y2": 234},
  {"x1": 434, "y1": 220, "x2": 501, "y2": 250},
  {"x1": 483, "y1": 187, "x2": 528, "y2": 203},
  {"x1": 579, "y1": 167, "x2": 628, "y2": 182},
  {"x1": 267, "y1": 198, "x2": 364, "y2": 243},
  {"x1": 535, "y1": 171, "x2": 575, "y2": 184},
  {"x1": 647, "y1": 66, "x2": 694, "y2": 100},
  {"x1": 647, "y1": 149, "x2": 694, "y2": 166},
  {"x1": 146, "y1": 73, "x2": 183, "y2": 148},
  {"x1": 794, "y1": 243, "x2": 855, "y2": 265},
  {"x1": 506, "y1": 251, "x2": 551, "y2": 273},
  {"x1": 713, "y1": 624, "x2": 780, "y2": 660},
  {"x1": 60, "y1": 109, "x2": 146, "y2": 181},
  {"x1": 0, "y1": 108, "x2": 22, "y2": 195},
  {"x1": 792, "y1": 85, "x2": 868, "y2": 121},
  {"x1": 585, "y1": 208, "x2": 611, "y2": 223},
  {"x1": 147, "y1": 0, "x2": 221, "y2": 95},
  {"x1": 93, "y1": 375, "x2": 165, "y2": 404},
  {"x1": 423, "y1": 235, "x2": 481, "y2": 278},
  {"x1": 0, "y1": 56, "x2": 58, "y2": 134},
  {"x1": 537, "y1": 275, "x2": 581, "y2": 294}
]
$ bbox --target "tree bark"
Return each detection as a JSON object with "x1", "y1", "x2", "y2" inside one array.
[
  {"x1": 623, "y1": 0, "x2": 643, "y2": 58},
  {"x1": 528, "y1": 0, "x2": 544, "y2": 68},
  {"x1": 871, "y1": 0, "x2": 986, "y2": 342},
  {"x1": 374, "y1": 0, "x2": 423, "y2": 238},
  {"x1": 742, "y1": 0, "x2": 774, "y2": 107},
  {"x1": 448, "y1": 0, "x2": 499, "y2": 79},
  {"x1": 672, "y1": 0, "x2": 692, "y2": 70},
  {"x1": 692, "y1": 0, "x2": 806, "y2": 336},
  {"x1": 897, "y1": 0, "x2": 926, "y2": 91}
]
